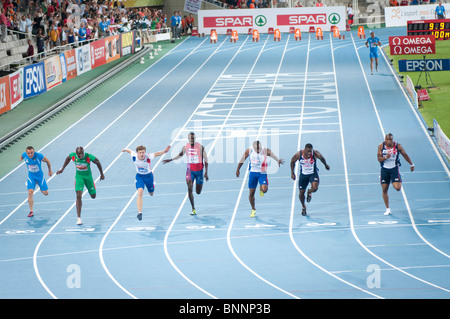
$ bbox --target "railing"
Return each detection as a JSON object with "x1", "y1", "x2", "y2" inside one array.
[{"x1": 1, "y1": 26, "x2": 171, "y2": 72}]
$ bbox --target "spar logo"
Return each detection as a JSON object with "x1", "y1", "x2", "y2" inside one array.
[
  {"x1": 277, "y1": 14, "x2": 327, "y2": 25},
  {"x1": 328, "y1": 13, "x2": 340, "y2": 24},
  {"x1": 255, "y1": 15, "x2": 267, "y2": 27},
  {"x1": 204, "y1": 16, "x2": 253, "y2": 28}
]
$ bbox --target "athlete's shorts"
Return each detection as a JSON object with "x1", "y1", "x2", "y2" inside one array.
[
  {"x1": 27, "y1": 173, "x2": 48, "y2": 191},
  {"x1": 248, "y1": 172, "x2": 268, "y2": 189},
  {"x1": 75, "y1": 174, "x2": 96, "y2": 195},
  {"x1": 370, "y1": 50, "x2": 379, "y2": 59},
  {"x1": 186, "y1": 168, "x2": 203, "y2": 185},
  {"x1": 380, "y1": 167, "x2": 402, "y2": 184},
  {"x1": 298, "y1": 172, "x2": 319, "y2": 190},
  {"x1": 135, "y1": 172, "x2": 155, "y2": 193}
]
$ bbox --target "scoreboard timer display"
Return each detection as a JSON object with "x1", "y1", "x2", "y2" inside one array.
[{"x1": 407, "y1": 19, "x2": 450, "y2": 40}]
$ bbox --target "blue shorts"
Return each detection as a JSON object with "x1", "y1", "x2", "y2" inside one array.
[
  {"x1": 27, "y1": 173, "x2": 48, "y2": 191},
  {"x1": 248, "y1": 172, "x2": 268, "y2": 189},
  {"x1": 186, "y1": 169, "x2": 203, "y2": 185},
  {"x1": 370, "y1": 50, "x2": 379, "y2": 59},
  {"x1": 380, "y1": 167, "x2": 402, "y2": 184},
  {"x1": 135, "y1": 173, "x2": 154, "y2": 193},
  {"x1": 298, "y1": 172, "x2": 319, "y2": 190}
]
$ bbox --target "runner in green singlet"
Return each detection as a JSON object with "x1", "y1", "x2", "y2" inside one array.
[{"x1": 57, "y1": 146, "x2": 105, "y2": 225}]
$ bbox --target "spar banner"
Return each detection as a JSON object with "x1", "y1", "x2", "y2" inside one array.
[
  {"x1": 90, "y1": 38, "x2": 106, "y2": 69},
  {"x1": 23, "y1": 62, "x2": 47, "y2": 99},
  {"x1": 0, "y1": 75, "x2": 11, "y2": 115},
  {"x1": 9, "y1": 69, "x2": 23, "y2": 109},
  {"x1": 105, "y1": 34, "x2": 121, "y2": 63},
  {"x1": 64, "y1": 49, "x2": 78, "y2": 81},
  {"x1": 198, "y1": 7, "x2": 346, "y2": 34},
  {"x1": 121, "y1": 31, "x2": 135, "y2": 56},
  {"x1": 389, "y1": 35, "x2": 436, "y2": 55},
  {"x1": 44, "y1": 55, "x2": 63, "y2": 90},
  {"x1": 75, "y1": 44, "x2": 92, "y2": 75}
]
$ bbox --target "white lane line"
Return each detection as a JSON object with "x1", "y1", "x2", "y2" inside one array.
[
  {"x1": 226, "y1": 34, "x2": 300, "y2": 299},
  {"x1": 350, "y1": 33, "x2": 450, "y2": 293},
  {"x1": 32, "y1": 37, "x2": 210, "y2": 299},
  {"x1": 99, "y1": 36, "x2": 240, "y2": 300},
  {"x1": 287, "y1": 33, "x2": 383, "y2": 299},
  {"x1": 0, "y1": 39, "x2": 194, "y2": 227}
]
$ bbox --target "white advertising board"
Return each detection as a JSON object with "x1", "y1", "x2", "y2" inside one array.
[
  {"x1": 198, "y1": 7, "x2": 346, "y2": 34},
  {"x1": 385, "y1": 4, "x2": 441, "y2": 27}
]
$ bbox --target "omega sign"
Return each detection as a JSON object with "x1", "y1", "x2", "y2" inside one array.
[{"x1": 389, "y1": 35, "x2": 436, "y2": 55}]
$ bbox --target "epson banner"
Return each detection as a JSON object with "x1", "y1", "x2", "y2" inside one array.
[
  {"x1": 399, "y1": 59, "x2": 450, "y2": 72},
  {"x1": 24, "y1": 62, "x2": 47, "y2": 99}
]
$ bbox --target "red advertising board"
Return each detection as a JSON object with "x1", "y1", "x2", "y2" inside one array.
[
  {"x1": 203, "y1": 16, "x2": 253, "y2": 28},
  {"x1": 0, "y1": 75, "x2": 11, "y2": 115},
  {"x1": 389, "y1": 35, "x2": 436, "y2": 55},
  {"x1": 277, "y1": 14, "x2": 327, "y2": 25},
  {"x1": 9, "y1": 70, "x2": 23, "y2": 109},
  {"x1": 64, "y1": 49, "x2": 78, "y2": 81},
  {"x1": 90, "y1": 38, "x2": 106, "y2": 69}
]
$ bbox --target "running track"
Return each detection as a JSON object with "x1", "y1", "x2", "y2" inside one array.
[{"x1": 1, "y1": 28, "x2": 449, "y2": 300}]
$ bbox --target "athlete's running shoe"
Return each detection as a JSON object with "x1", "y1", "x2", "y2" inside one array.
[
  {"x1": 260, "y1": 190, "x2": 264, "y2": 197},
  {"x1": 137, "y1": 212, "x2": 142, "y2": 221},
  {"x1": 384, "y1": 208, "x2": 391, "y2": 216},
  {"x1": 77, "y1": 218, "x2": 83, "y2": 225},
  {"x1": 250, "y1": 210, "x2": 256, "y2": 217},
  {"x1": 306, "y1": 190, "x2": 312, "y2": 203},
  {"x1": 27, "y1": 212, "x2": 34, "y2": 217},
  {"x1": 301, "y1": 207, "x2": 307, "y2": 216},
  {"x1": 191, "y1": 209, "x2": 196, "y2": 216}
]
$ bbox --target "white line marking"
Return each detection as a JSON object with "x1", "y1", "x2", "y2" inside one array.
[
  {"x1": 32, "y1": 37, "x2": 209, "y2": 299},
  {"x1": 351, "y1": 33, "x2": 450, "y2": 293}
]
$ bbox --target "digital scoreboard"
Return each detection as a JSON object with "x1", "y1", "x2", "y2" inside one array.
[{"x1": 407, "y1": 19, "x2": 450, "y2": 40}]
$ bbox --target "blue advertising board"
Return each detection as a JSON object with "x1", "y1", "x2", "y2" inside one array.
[
  {"x1": 23, "y1": 62, "x2": 47, "y2": 99},
  {"x1": 399, "y1": 59, "x2": 450, "y2": 72}
]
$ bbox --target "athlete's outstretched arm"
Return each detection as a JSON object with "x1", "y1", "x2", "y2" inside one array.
[
  {"x1": 290, "y1": 152, "x2": 300, "y2": 180},
  {"x1": 202, "y1": 145, "x2": 209, "y2": 181},
  {"x1": 93, "y1": 158, "x2": 105, "y2": 180},
  {"x1": 56, "y1": 155, "x2": 72, "y2": 175},
  {"x1": 266, "y1": 148, "x2": 284, "y2": 166},
  {"x1": 377, "y1": 143, "x2": 388, "y2": 163},
  {"x1": 154, "y1": 145, "x2": 171, "y2": 157},
  {"x1": 42, "y1": 156, "x2": 53, "y2": 176},
  {"x1": 398, "y1": 143, "x2": 414, "y2": 172},
  {"x1": 236, "y1": 148, "x2": 250, "y2": 177},
  {"x1": 162, "y1": 146, "x2": 185, "y2": 164},
  {"x1": 314, "y1": 150, "x2": 330, "y2": 170}
]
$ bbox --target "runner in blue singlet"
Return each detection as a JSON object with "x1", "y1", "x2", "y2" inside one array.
[
  {"x1": 365, "y1": 31, "x2": 381, "y2": 75},
  {"x1": 19, "y1": 146, "x2": 52, "y2": 217}
]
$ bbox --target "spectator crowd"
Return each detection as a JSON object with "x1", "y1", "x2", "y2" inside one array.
[{"x1": 0, "y1": 0, "x2": 175, "y2": 59}]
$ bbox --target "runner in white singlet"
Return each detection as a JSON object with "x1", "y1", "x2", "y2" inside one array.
[
  {"x1": 236, "y1": 141, "x2": 284, "y2": 217},
  {"x1": 122, "y1": 144, "x2": 170, "y2": 221}
]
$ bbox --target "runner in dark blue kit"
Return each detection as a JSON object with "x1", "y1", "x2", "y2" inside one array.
[
  {"x1": 377, "y1": 133, "x2": 414, "y2": 216},
  {"x1": 290, "y1": 143, "x2": 330, "y2": 216}
]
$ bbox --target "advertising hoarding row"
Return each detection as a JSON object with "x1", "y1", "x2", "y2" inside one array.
[
  {"x1": 198, "y1": 7, "x2": 347, "y2": 34},
  {"x1": 0, "y1": 32, "x2": 135, "y2": 116}
]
